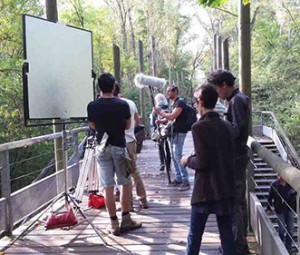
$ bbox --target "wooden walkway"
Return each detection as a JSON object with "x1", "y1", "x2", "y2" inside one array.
[{"x1": 0, "y1": 134, "x2": 259, "y2": 254}]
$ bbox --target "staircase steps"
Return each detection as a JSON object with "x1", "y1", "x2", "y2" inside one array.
[{"x1": 252, "y1": 138, "x2": 298, "y2": 250}]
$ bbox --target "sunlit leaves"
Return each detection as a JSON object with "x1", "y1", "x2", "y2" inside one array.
[{"x1": 197, "y1": 0, "x2": 249, "y2": 7}]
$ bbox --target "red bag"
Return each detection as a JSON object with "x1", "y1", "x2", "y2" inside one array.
[
  {"x1": 45, "y1": 202, "x2": 78, "y2": 230},
  {"x1": 88, "y1": 194, "x2": 105, "y2": 209}
]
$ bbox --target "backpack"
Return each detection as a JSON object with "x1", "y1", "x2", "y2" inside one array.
[{"x1": 185, "y1": 104, "x2": 197, "y2": 131}]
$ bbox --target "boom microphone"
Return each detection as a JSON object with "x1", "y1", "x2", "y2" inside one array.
[{"x1": 134, "y1": 73, "x2": 166, "y2": 90}]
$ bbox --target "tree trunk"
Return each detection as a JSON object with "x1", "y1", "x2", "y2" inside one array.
[
  {"x1": 239, "y1": 0, "x2": 252, "y2": 134},
  {"x1": 45, "y1": 0, "x2": 63, "y2": 172}
]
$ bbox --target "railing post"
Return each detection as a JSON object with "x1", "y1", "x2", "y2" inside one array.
[
  {"x1": 247, "y1": 150, "x2": 255, "y2": 232},
  {"x1": 297, "y1": 194, "x2": 300, "y2": 255},
  {"x1": 71, "y1": 132, "x2": 80, "y2": 187},
  {"x1": 260, "y1": 112, "x2": 263, "y2": 137},
  {"x1": 1, "y1": 151, "x2": 13, "y2": 236}
]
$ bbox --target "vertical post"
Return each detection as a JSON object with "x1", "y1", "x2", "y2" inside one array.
[
  {"x1": 45, "y1": 0, "x2": 63, "y2": 172},
  {"x1": 180, "y1": 70, "x2": 184, "y2": 88},
  {"x1": 46, "y1": 0, "x2": 58, "y2": 22},
  {"x1": 217, "y1": 35, "x2": 222, "y2": 69},
  {"x1": 113, "y1": 43, "x2": 121, "y2": 87},
  {"x1": 1, "y1": 151, "x2": 13, "y2": 236},
  {"x1": 71, "y1": 133, "x2": 80, "y2": 186},
  {"x1": 222, "y1": 38, "x2": 230, "y2": 70},
  {"x1": 239, "y1": 0, "x2": 252, "y2": 135},
  {"x1": 297, "y1": 194, "x2": 300, "y2": 254},
  {"x1": 246, "y1": 151, "x2": 255, "y2": 231},
  {"x1": 169, "y1": 68, "x2": 173, "y2": 87},
  {"x1": 138, "y1": 40, "x2": 146, "y2": 126},
  {"x1": 151, "y1": 36, "x2": 156, "y2": 76},
  {"x1": 62, "y1": 124, "x2": 68, "y2": 194},
  {"x1": 213, "y1": 34, "x2": 218, "y2": 70},
  {"x1": 176, "y1": 72, "x2": 179, "y2": 87}
]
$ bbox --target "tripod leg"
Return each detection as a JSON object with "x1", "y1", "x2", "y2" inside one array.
[
  {"x1": 1, "y1": 193, "x2": 64, "y2": 252},
  {"x1": 67, "y1": 194, "x2": 109, "y2": 246},
  {"x1": 158, "y1": 139, "x2": 171, "y2": 184},
  {"x1": 164, "y1": 139, "x2": 172, "y2": 184}
]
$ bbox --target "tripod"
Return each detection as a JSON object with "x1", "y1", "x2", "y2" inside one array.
[
  {"x1": 3, "y1": 124, "x2": 108, "y2": 251},
  {"x1": 74, "y1": 136, "x2": 99, "y2": 202}
]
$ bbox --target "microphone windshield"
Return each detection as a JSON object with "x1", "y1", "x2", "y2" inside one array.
[{"x1": 134, "y1": 73, "x2": 166, "y2": 90}]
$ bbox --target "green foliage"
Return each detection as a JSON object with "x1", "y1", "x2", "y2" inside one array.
[
  {"x1": 197, "y1": 0, "x2": 249, "y2": 7},
  {"x1": 250, "y1": 1, "x2": 300, "y2": 149},
  {"x1": 197, "y1": 0, "x2": 228, "y2": 7}
]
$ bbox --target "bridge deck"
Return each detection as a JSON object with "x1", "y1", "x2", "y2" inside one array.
[{"x1": 0, "y1": 134, "x2": 260, "y2": 254}]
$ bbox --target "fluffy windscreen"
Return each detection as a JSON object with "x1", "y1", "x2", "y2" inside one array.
[{"x1": 134, "y1": 73, "x2": 166, "y2": 90}]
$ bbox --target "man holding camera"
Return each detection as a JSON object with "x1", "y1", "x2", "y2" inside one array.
[{"x1": 154, "y1": 85, "x2": 190, "y2": 191}]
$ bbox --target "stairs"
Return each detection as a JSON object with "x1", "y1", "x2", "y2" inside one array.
[{"x1": 252, "y1": 137, "x2": 298, "y2": 251}]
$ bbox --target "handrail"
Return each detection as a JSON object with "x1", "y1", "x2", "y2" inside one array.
[
  {"x1": 259, "y1": 111, "x2": 300, "y2": 169},
  {"x1": 247, "y1": 136, "x2": 300, "y2": 193},
  {"x1": 0, "y1": 126, "x2": 89, "y2": 152},
  {"x1": 247, "y1": 135, "x2": 300, "y2": 253},
  {"x1": 0, "y1": 126, "x2": 89, "y2": 235}
]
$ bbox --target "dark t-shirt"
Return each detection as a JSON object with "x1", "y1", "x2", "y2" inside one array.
[
  {"x1": 87, "y1": 97, "x2": 131, "y2": 147},
  {"x1": 172, "y1": 97, "x2": 188, "y2": 133}
]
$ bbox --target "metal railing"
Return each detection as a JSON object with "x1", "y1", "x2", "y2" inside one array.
[
  {"x1": 0, "y1": 126, "x2": 88, "y2": 236},
  {"x1": 248, "y1": 136, "x2": 300, "y2": 254},
  {"x1": 253, "y1": 111, "x2": 300, "y2": 169}
]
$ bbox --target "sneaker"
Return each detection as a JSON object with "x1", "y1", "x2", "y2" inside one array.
[
  {"x1": 106, "y1": 219, "x2": 120, "y2": 236},
  {"x1": 178, "y1": 181, "x2": 190, "y2": 191},
  {"x1": 168, "y1": 179, "x2": 182, "y2": 187},
  {"x1": 120, "y1": 214, "x2": 142, "y2": 233},
  {"x1": 140, "y1": 198, "x2": 149, "y2": 209},
  {"x1": 159, "y1": 164, "x2": 165, "y2": 171}
]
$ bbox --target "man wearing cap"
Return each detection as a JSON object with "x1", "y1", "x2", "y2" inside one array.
[{"x1": 153, "y1": 85, "x2": 190, "y2": 191}]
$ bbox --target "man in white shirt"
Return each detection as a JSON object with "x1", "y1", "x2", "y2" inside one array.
[{"x1": 113, "y1": 83, "x2": 148, "y2": 209}]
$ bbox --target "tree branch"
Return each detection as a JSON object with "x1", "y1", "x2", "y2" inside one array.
[
  {"x1": 0, "y1": 68, "x2": 20, "y2": 73},
  {"x1": 213, "y1": 7, "x2": 238, "y2": 18}
]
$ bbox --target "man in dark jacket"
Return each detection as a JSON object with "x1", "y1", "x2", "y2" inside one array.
[
  {"x1": 181, "y1": 84, "x2": 236, "y2": 255},
  {"x1": 208, "y1": 69, "x2": 250, "y2": 255},
  {"x1": 266, "y1": 174, "x2": 296, "y2": 253}
]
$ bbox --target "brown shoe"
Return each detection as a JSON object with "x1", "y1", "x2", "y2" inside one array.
[
  {"x1": 106, "y1": 219, "x2": 120, "y2": 236},
  {"x1": 120, "y1": 214, "x2": 142, "y2": 233}
]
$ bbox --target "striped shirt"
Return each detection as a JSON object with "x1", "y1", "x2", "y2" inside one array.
[{"x1": 214, "y1": 101, "x2": 226, "y2": 117}]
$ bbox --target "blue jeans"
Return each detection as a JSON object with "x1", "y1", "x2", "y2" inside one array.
[
  {"x1": 170, "y1": 132, "x2": 189, "y2": 182},
  {"x1": 185, "y1": 204, "x2": 236, "y2": 255},
  {"x1": 277, "y1": 211, "x2": 294, "y2": 251}
]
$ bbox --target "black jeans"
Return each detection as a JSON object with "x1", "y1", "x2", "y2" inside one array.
[{"x1": 233, "y1": 153, "x2": 249, "y2": 254}]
